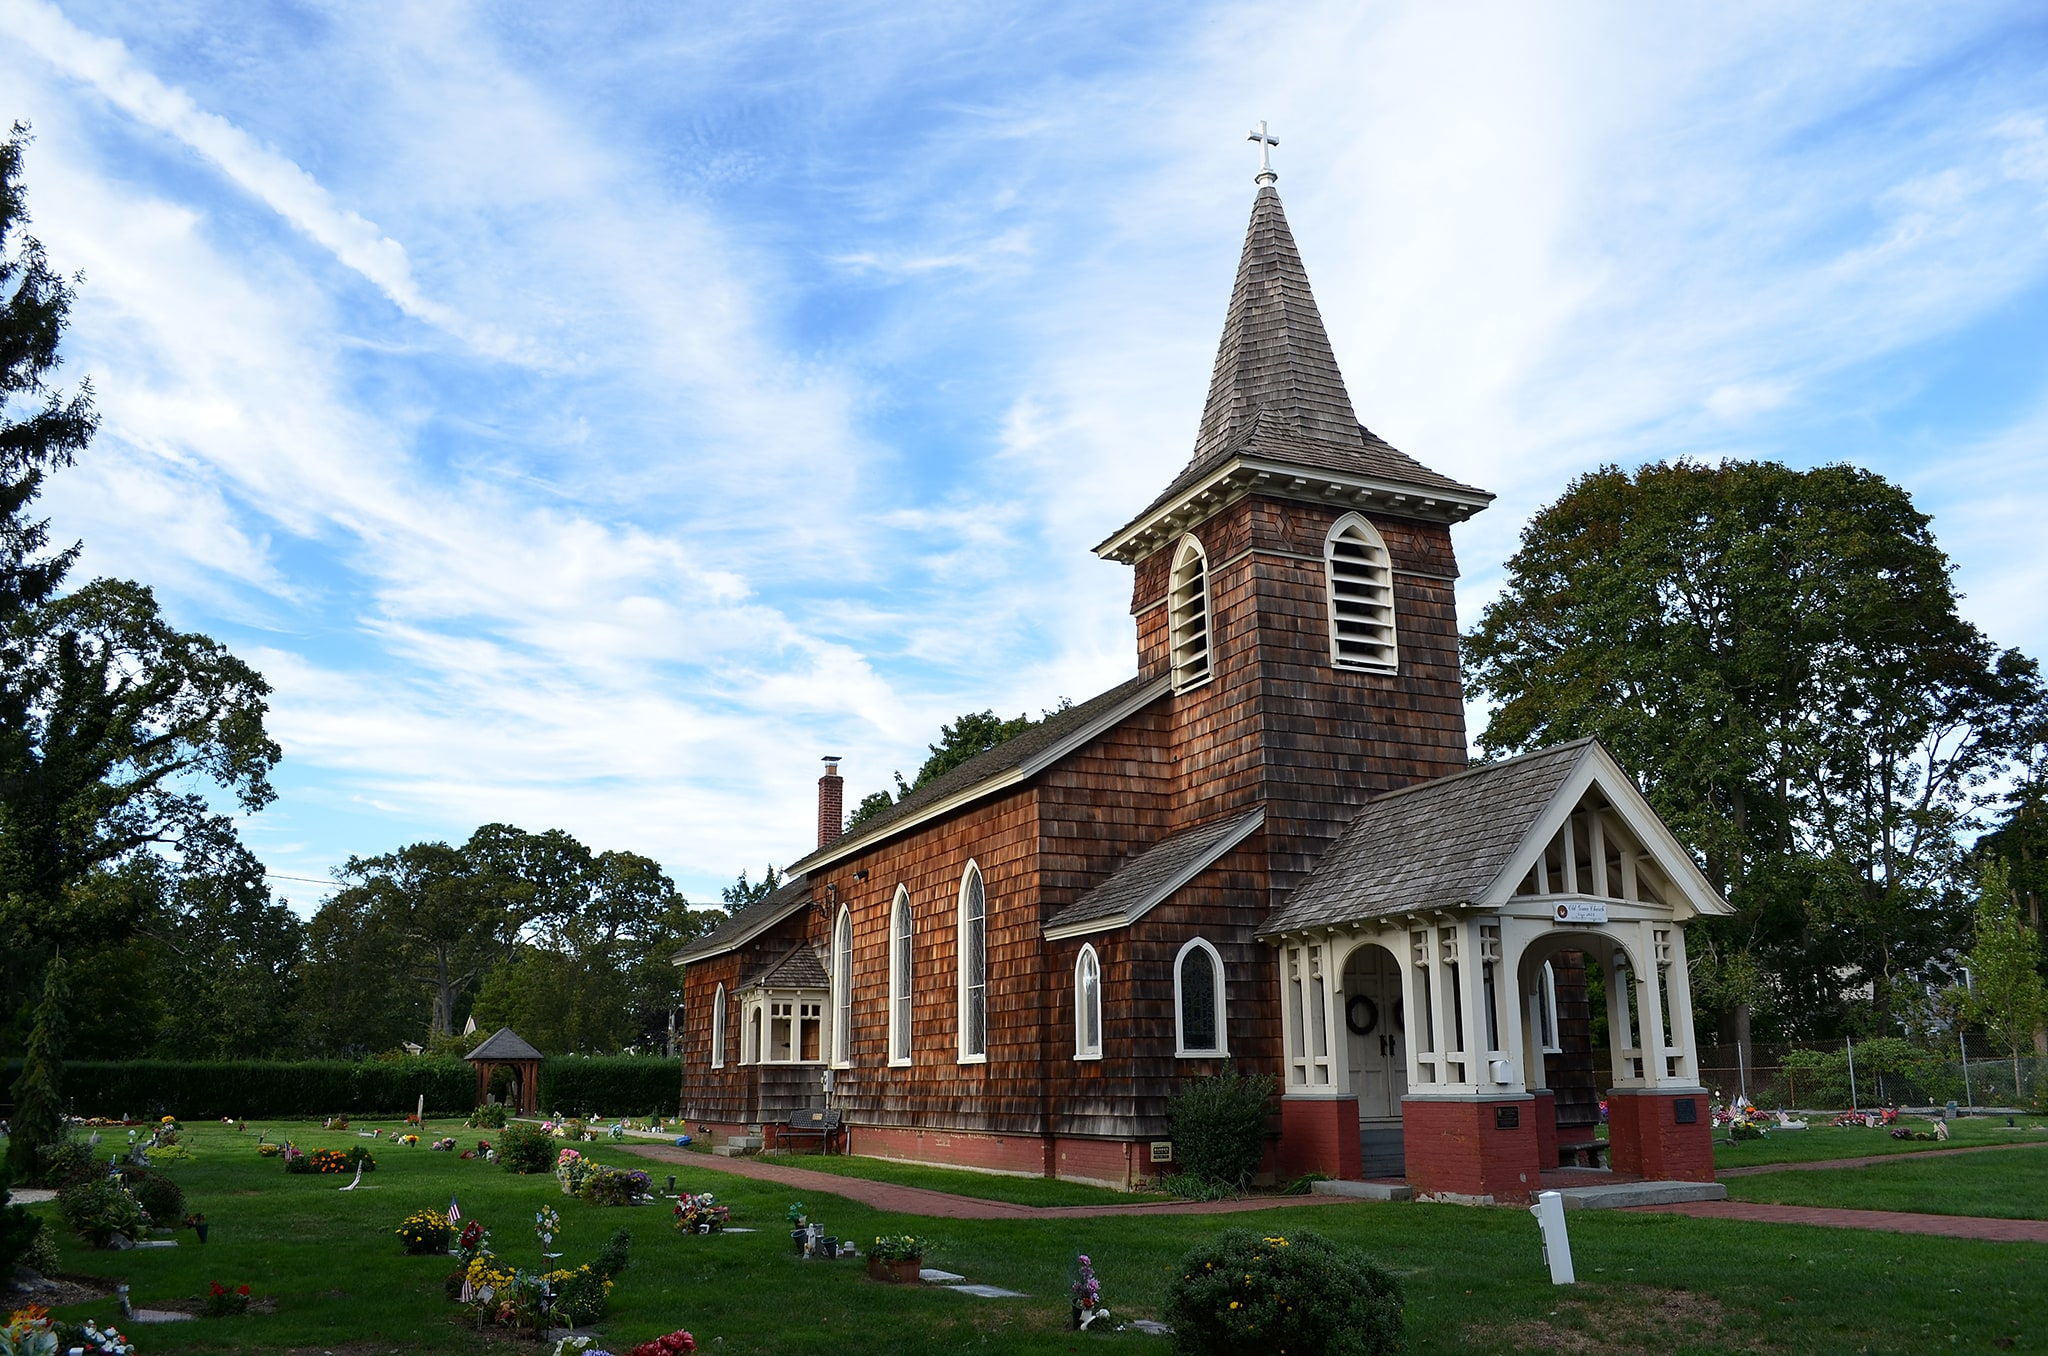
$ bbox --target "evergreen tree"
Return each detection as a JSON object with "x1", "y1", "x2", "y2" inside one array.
[
  {"x1": 5, "y1": 954, "x2": 67, "y2": 1184},
  {"x1": 1966, "y1": 860, "x2": 2047, "y2": 1100}
]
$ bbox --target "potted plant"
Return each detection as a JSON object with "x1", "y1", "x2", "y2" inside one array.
[{"x1": 867, "y1": 1234, "x2": 925, "y2": 1283}]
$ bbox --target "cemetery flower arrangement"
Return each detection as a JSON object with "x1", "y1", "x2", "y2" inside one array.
[
  {"x1": 120, "y1": 1169, "x2": 186, "y2": 1227},
  {"x1": 556, "y1": 1148, "x2": 595, "y2": 1193},
  {"x1": 4, "y1": 1309, "x2": 137, "y2": 1356},
  {"x1": 430, "y1": 1137, "x2": 458, "y2": 1151},
  {"x1": 497, "y1": 1122, "x2": 557, "y2": 1175},
  {"x1": 1162, "y1": 1230, "x2": 1404, "y2": 1356},
  {"x1": 345, "y1": 1146, "x2": 378, "y2": 1172},
  {"x1": 458, "y1": 1220, "x2": 491, "y2": 1260},
  {"x1": 147, "y1": 1142, "x2": 192, "y2": 1162},
  {"x1": 305, "y1": 1149, "x2": 351, "y2": 1174},
  {"x1": 1071, "y1": 1252, "x2": 1107, "y2": 1329},
  {"x1": 395, "y1": 1209, "x2": 454, "y2": 1255},
  {"x1": 396, "y1": 1134, "x2": 419, "y2": 1146},
  {"x1": 322, "y1": 1115, "x2": 349, "y2": 1131},
  {"x1": 202, "y1": 1282, "x2": 252, "y2": 1318},
  {"x1": 57, "y1": 1180, "x2": 148, "y2": 1248},
  {"x1": 256, "y1": 1142, "x2": 282, "y2": 1158},
  {"x1": 869, "y1": 1234, "x2": 926, "y2": 1263},
  {"x1": 672, "y1": 1193, "x2": 730, "y2": 1233},
  {"x1": 467, "y1": 1104, "x2": 508, "y2": 1129},
  {"x1": 626, "y1": 1331, "x2": 698, "y2": 1356},
  {"x1": 785, "y1": 1202, "x2": 808, "y2": 1227},
  {"x1": 281, "y1": 1144, "x2": 312, "y2": 1173},
  {"x1": 578, "y1": 1167, "x2": 650, "y2": 1207}
]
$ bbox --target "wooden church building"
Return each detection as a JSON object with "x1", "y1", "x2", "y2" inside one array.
[{"x1": 675, "y1": 150, "x2": 1727, "y2": 1203}]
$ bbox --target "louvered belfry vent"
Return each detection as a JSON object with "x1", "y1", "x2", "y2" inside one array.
[
  {"x1": 1168, "y1": 539, "x2": 1213, "y2": 691},
  {"x1": 1326, "y1": 516, "x2": 1397, "y2": 671}
]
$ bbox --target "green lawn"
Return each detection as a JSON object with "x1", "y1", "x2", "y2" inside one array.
[
  {"x1": 745, "y1": 1149, "x2": 1172, "y2": 1207},
  {"x1": 1713, "y1": 1114, "x2": 2048, "y2": 1169},
  {"x1": 1725, "y1": 1141, "x2": 2048, "y2": 1220},
  {"x1": 13, "y1": 1120, "x2": 2047, "y2": 1354}
]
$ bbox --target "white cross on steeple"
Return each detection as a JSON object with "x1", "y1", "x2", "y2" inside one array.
[{"x1": 1247, "y1": 120, "x2": 1279, "y2": 186}]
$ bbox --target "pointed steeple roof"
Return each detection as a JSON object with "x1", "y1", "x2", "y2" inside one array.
[{"x1": 1096, "y1": 184, "x2": 1491, "y2": 564}]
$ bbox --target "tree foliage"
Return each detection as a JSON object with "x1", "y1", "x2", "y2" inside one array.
[
  {"x1": 1465, "y1": 460, "x2": 2041, "y2": 1039},
  {"x1": 5, "y1": 954, "x2": 67, "y2": 1183},
  {"x1": 845, "y1": 701, "x2": 1070, "y2": 830},
  {"x1": 1965, "y1": 859, "x2": 2046, "y2": 1089}
]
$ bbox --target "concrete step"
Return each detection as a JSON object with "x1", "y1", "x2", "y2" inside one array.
[
  {"x1": 711, "y1": 1145, "x2": 749, "y2": 1158},
  {"x1": 1554, "y1": 1180, "x2": 1727, "y2": 1210},
  {"x1": 1311, "y1": 1179, "x2": 1414, "y2": 1202},
  {"x1": 723, "y1": 1135, "x2": 763, "y2": 1150}
]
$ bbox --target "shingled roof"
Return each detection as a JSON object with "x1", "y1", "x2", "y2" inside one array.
[
  {"x1": 790, "y1": 675, "x2": 1170, "y2": 872},
  {"x1": 743, "y1": 942, "x2": 828, "y2": 990},
  {"x1": 464, "y1": 1027, "x2": 543, "y2": 1062},
  {"x1": 1045, "y1": 809, "x2": 1264, "y2": 940},
  {"x1": 673, "y1": 873, "x2": 812, "y2": 964},
  {"x1": 1261, "y1": 741, "x2": 1596, "y2": 936},
  {"x1": 1097, "y1": 185, "x2": 1488, "y2": 560}
]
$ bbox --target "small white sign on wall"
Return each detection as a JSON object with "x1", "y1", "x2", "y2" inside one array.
[{"x1": 1553, "y1": 901, "x2": 1608, "y2": 924}]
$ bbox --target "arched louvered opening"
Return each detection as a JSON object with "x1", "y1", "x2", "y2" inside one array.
[
  {"x1": 1325, "y1": 514, "x2": 1397, "y2": 672},
  {"x1": 1168, "y1": 536, "x2": 1213, "y2": 692},
  {"x1": 958, "y1": 862, "x2": 987, "y2": 1062},
  {"x1": 831, "y1": 906, "x2": 853, "y2": 1067}
]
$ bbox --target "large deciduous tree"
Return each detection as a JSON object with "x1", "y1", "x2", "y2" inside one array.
[{"x1": 1465, "y1": 460, "x2": 2039, "y2": 1046}]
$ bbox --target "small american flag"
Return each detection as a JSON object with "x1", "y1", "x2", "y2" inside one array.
[
  {"x1": 459, "y1": 1277, "x2": 474, "y2": 1304},
  {"x1": 447, "y1": 1197, "x2": 461, "y2": 1225}
]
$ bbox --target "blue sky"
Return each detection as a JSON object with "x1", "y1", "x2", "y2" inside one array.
[{"x1": 3, "y1": 1, "x2": 2046, "y2": 910}]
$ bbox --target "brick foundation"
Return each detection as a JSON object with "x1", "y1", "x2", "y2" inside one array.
[
  {"x1": 1605, "y1": 1088, "x2": 1716, "y2": 1182},
  {"x1": 1532, "y1": 1089, "x2": 1558, "y2": 1170},
  {"x1": 847, "y1": 1125, "x2": 1159, "y2": 1190},
  {"x1": 1279, "y1": 1097, "x2": 1362, "y2": 1181},
  {"x1": 1400, "y1": 1096, "x2": 1543, "y2": 1203}
]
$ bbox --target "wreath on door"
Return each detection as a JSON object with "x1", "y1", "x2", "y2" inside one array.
[{"x1": 1344, "y1": 994, "x2": 1378, "y2": 1036}]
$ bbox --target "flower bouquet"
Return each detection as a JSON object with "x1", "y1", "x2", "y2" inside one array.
[
  {"x1": 626, "y1": 1331, "x2": 697, "y2": 1356},
  {"x1": 672, "y1": 1193, "x2": 730, "y2": 1234},
  {"x1": 458, "y1": 1219, "x2": 491, "y2": 1261},
  {"x1": 203, "y1": 1282, "x2": 252, "y2": 1318},
  {"x1": 430, "y1": 1137, "x2": 457, "y2": 1151},
  {"x1": 256, "y1": 1142, "x2": 282, "y2": 1158},
  {"x1": 306, "y1": 1148, "x2": 350, "y2": 1174},
  {"x1": 868, "y1": 1234, "x2": 925, "y2": 1283},
  {"x1": 322, "y1": 1115, "x2": 349, "y2": 1131},
  {"x1": 396, "y1": 1209, "x2": 454, "y2": 1255},
  {"x1": 1070, "y1": 1252, "x2": 1109, "y2": 1330},
  {"x1": 397, "y1": 1133, "x2": 420, "y2": 1146}
]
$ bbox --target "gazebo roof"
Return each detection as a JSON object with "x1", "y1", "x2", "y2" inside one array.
[{"x1": 464, "y1": 1027, "x2": 543, "y2": 1063}]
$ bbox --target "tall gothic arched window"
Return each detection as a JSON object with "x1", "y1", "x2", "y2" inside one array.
[
  {"x1": 1324, "y1": 513, "x2": 1397, "y2": 671},
  {"x1": 1168, "y1": 535, "x2": 1214, "y2": 692},
  {"x1": 1074, "y1": 944, "x2": 1102, "y2": 1060},
  {"x1": 888, "y1": 886, "x2": 913, "y2": 1065},
  {"x1": 958, "y1": 863, "x2": 987, "y2": 1062},
  {"x1": 710, "y1": 982, "x2": 726, "y2": 1069},
  {"x1": 1174, "y1": 937, "x2": 1229, "y2": 1057},
  {"x1": 831, "y1": 905, "x2": 853, "y2": 1067}
]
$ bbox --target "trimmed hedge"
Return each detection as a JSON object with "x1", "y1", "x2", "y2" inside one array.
[
  {"x1": 10, "y1": 1057, "x2": 473, "y2": 1120},
  {"x1": 538, "y1": 1056, "x2": 680, "y2": 1118}
]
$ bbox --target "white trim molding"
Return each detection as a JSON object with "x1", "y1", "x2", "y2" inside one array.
[
  {"x1": 1074, "y1": 944, "x2": 1103, "y2": 1061},
  {"x1": 887, "y1": 885, "x2": 913, "y2": 1067},
  {"x1": 1174, "y1": 936, "x2": 1230, "y2": 1058},
  {"x1": 957, "y1": 861, "x2": 988, "y2": 1064}
]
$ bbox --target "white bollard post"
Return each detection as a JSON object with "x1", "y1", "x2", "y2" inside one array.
[{"x1": 1529, "y1": 1190, "x2": 1575, "y2": 1285}]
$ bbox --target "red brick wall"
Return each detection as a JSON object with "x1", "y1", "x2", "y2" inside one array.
[
  {"x1": 1401, "y1": 1097, "x2": 1544, "y2": 1203},
  {"x1": 1532, "y1": 1089, "x2": 1559, "y2": 1169},
  {"x1": 1605, "y1": 1090, "x2": 1716, "y2": 1182},
  {"x1": 848, "y1": 1124, "x2": 1157, "y2": 1189},
  {"x1": 1279, "y1": 1097, "x2": 1362, "y2": 1180}
]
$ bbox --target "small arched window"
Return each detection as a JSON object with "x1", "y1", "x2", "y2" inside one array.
[
  {"x1": 1168, "y1": 535, "x2": 1214, "y2": 692},
  {"x1": 1074, "y1": 945, "x2": 1103, "y2": 1061},
  {"x1": 1174, "y1": 937, "x2": 1229, "y2": 1057},
  {"x1": 958, "y1": 863, "x2": 987, "y2": 1063},
  {"x1": 831, "y1": 906, "x2": 853, "y2": 1067},
  {"x1": 888, "y1": 886, "x2": 913, "y2": 1065},
  {"x1": 1325, "y1": 513, "x2": 1397, "y2": 671},
  {"x1": 710, "y1": 982, "x2": 727, "y2": 1069}
]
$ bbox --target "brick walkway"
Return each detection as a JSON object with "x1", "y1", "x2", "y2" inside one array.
[
  {"x1": 1630, "y1": 1199, "x2": 2048, "y2": 1243},
  {"x1": 1718, "y1": 1139, "x2": 2048, "y2": 1177},
  {"x1": 618, "y1": 1144, "x2": 1357, "y2": 1221}
]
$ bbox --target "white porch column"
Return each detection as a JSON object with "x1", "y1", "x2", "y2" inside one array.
[
  {"x1": 1605, "y1": 941, "x2": 1644, "y2": 1088},
  {"x1": 1632, "y1": 921, "x2": 1672, "y2": 1089},
  {"x1": 1404, "y1": 926, "x2": 1440, "y2": 1090},
  {"x1": 1279, "y1": 943, "x2": 1305, "y2": 1090},
  {"x1": 1659, "y1": 924, "x2": 1701, "y2": 1085}
]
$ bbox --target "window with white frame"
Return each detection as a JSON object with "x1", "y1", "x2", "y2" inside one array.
[
  {"x1": 710, "y1": 982, "x2": 727, "y2": 1069},
  {"x1": 1074, "y1": 945, "x2": 1102, "y2": 1060},
  {"x1": 888, "y1": 886, "x2": 912, "y2": 1065},
  {"x1": 1174, "y1": 937, "x2": 1228, "y2": 1057},
  {"x1": 958, "y1": 863, "x2": 987, "y2": 1062},
  {"x1": 1167, "y1": 536, "x2": 1214, "y2": 692},
  {"x1": 831, "y1": 906, "x2": 853, "y2": 1067},
  {"x1": 1325, "y1": 513, "x2": 1397, "y2": 671},
  {"x1": 737, "y1": 990, "x2": 824, "y2": 1065}
]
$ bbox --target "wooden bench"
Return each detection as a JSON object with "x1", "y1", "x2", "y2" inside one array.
[
  {"x1": 1558, "y1": 1139, "x2": 1609, "y2": 1169},
  {"x1": 777, "y1": 1108, "x2": 844, "y2": 1154}
]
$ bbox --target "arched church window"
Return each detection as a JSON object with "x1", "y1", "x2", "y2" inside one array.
[
  {"x1": 1168, "y1": 536, "x2": 1214, "y2": 692},
  {"x1": 831, "y1": 906, "x2": 853, "y2": 1067},
  {"x1": 1075, "y1": 945, "x2": 1103, "y2": 1060},
  {"x1": 888, "y1": 886, "x2": 913, "y2": 1065},
  {"x1": 1174, "y1": 937, "x2": 1229, "y2": 1057},
  {"x1": 710, "y1": 982, "x2": 726, "y2": 1069},
  {"x1": 958, "y1": 863, "x2": 988, "y2": 1062},
  {"x1": 1325, "y1": 513, "x2": 1397, "y2": 671}
]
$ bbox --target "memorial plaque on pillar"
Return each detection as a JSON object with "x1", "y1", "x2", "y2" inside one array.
[
  {"x1": 1673, "y1": 1098, "x2": 1697, "y2": 1124},
  {"x1": 1494, "y1": 1105, "x2": 1520, "y2": 1129}
]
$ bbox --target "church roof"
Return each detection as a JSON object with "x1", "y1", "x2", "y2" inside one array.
[
  {"x1": 791, "y1": 674, "x2": 1171, "y2": 873},
  {"x1": 743, "y1": 942, "x2": 828, "y2": 991},
  {"x1": 1262, "y1": 741, "x2": 1595, "y2": 935},
  {"x1": 464, "y1": 1027, "x2": 543, "y2": 1063},
  {"x1": 673, "y1": 872, "x2": 812, "y2": 965},
  {"x1": 1044, "y1": 808, "x2": 1265, "y2": 940},
  {"x1": 1096, "y1": 185, "x2": 1489, "y2": 564}
]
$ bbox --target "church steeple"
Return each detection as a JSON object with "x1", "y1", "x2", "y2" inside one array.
[{"x1": 1095, "y1": 147, "x2": 1491, "y2": 565}]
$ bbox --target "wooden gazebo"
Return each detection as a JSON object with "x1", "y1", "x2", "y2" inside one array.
[{"x1": 465, "y1": 1027, "x2": 543, "y2": 1116}]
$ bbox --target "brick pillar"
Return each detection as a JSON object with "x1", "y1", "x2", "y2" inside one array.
[
  {"x1": 817, "y1": 757, "x2": 844, "y2": 849},
  {"x1": 1401, "y1": 1096, "x2": 1543, "y2": 1203},
  {"x1": 1532, "y1": 1089, "x2": 1558, "y2": 1171},
  {"x1": 1605, "y1": 1088, "x2": 1715, "y2": 1182},
  {"x1": 1279, "y1": 1097, "x2": 1361, "y2": 1181}
]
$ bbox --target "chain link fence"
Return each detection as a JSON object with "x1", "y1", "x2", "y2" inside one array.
[{"x1": 1692, "y1": 1042, "x2": 2043, "y2": 1113}]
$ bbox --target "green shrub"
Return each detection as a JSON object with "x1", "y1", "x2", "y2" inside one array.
[
  {"x1": 550, "y1": 1264, "x2": 610, "y2": 1326},
  {"x1": 1167, "y1": 1067, "x2": 1274, "y2": 1190},
  {"x1": 21, "y1": 1216, "x2": 60, "y2": 1275},
  {"x1": 58, "y1": 1179, "x2": 148, "y2": 1248},
  {"x1": 466, "y1": 1103, "x2": 508, "y2": 1129},
  {"x1": 540, "y1": 1056, "x2": 679, "y2": 1117},
  {"x1": 283, "y1": 1145, "x2": 313, "y2": 1174},
  {"x1": 497, "y1": 1122, "x2": 556, "y2": 1175},
  {"x1": 1163, "y1": 1228, "x2": 1403, "y2": 1356},
  {"x1": 0, "y1": 1189, "x2": 44, "y2": 1276},
  {"x1": 345, "y1": 1145, "x2": 378, "y2": 1172},
  {"x1": 594, "y1": 1227, "x2": 632, "y2": 1280},
  {"x1": 120, "y1": 1168, "x2": 186, "y2": 1227},
  {"x1": 0, "y1": 1056, "x2": 474, "y2": 1120},
  {"x1": 38, "y1": 1139, "x2": 101, "y2": 1189}
]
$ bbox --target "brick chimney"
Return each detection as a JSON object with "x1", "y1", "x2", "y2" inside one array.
[{"x1": 817, "y1": 756, "x2": 844, "y2": 849}]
